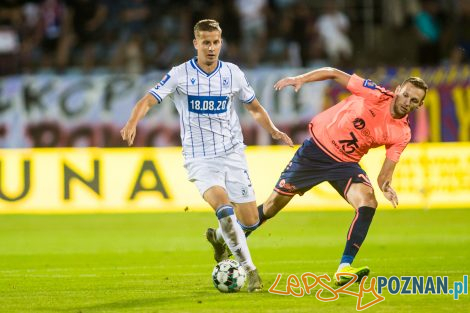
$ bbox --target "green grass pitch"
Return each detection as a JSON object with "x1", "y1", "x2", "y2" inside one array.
[{"x1": 0, "y1": 209, "x2": 469, "y2": 312}]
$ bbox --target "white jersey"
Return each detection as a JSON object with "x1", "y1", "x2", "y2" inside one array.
[{"x1": 149, "y1": 58, "x2": 256, "y2": 159}]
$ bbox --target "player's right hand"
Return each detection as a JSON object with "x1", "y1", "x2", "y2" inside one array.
[
  {"x1": 120, "y1": 123, "x2": 137, "y2": 146},
  {"x1": 274, "y1": 76, "x2": 304, "y2": 92}
]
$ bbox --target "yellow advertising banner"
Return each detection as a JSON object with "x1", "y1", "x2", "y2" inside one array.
[{"x1": 1, "y1": 143, "x2": 469, "y2": 214}]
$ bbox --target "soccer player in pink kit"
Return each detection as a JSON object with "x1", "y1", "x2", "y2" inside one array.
[{"x1": 257, "y1": 67, "x2": 427, "y2": 285}]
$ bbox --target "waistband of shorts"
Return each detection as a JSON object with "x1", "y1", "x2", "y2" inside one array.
[{"x1": 308, "y1": 134, "x2": 344, "y2": 163}]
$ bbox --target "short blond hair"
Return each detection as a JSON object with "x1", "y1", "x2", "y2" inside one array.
[
  {"x1": 402, "y1": 77, "x2": 428, "y2": 101},
  {"x1": 194, "y1": 19, "x2": 222, "y2": 38}
]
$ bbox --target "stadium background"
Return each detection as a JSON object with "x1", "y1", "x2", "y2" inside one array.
[{"x1": 0, "y1": 0, "x2": 469, "y2": 312}]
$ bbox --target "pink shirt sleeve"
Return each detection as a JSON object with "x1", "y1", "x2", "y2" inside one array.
[
  {"x1": 347, "y1": 74, "x2": 394, "y2": 103},
  {"x1": 385, "y1": 131, "x2": 411, "y2": 162}
]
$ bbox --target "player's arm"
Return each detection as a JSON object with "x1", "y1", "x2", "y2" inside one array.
[
  {"x1": 245, "y1": 98, "x2": 293, "y2": 147},
  {"x1": 377, "y1": 157, "x2": 398, "y2": 208},
  {"x1": 120, "y1": 93, "x2": 158, "y2": 146},
  {"x1": 274, "y1": 67, "x2": 351, "y2": 92}
]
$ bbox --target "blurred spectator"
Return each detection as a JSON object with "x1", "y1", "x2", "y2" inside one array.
[
  {"x1": 216, "y1": 0, "x2": 242, "y2": 64},
  {"x1": 37, "y1": 0, "x2": 67, "y2": 70},
  {"x1": 235, "y1": 0, "x2": 269, "y2": 67},
  {"x1": 144, "y1": 7, "x2": 192, "y2": 70},
  {"x1": 1, "y1": 0, "x2": 468, "y2": 75},
  {"x1": 59, "y1": 0, "x2": 107, "y2": 72},
  {"x1": 19, "y1": 1, "x2": 42, "y2": 72},
  {"x1": 315, "y1": 1, "x2": 353, "y2": 66},
  {"x1": 290, "y1": 1, "x2": 316, "y2": 67},
  {"x1": 414, "y1": 0, "x2": 443, "y2": 66},
  {"x1": 111, "y1": 0, "x2": 150, "y2": 74},
  {"x1": 0, "y1": 0, "x2": 22, "y2": 75},
  {"x1": 450, "y1": 0, "x2": 470, "y2": 64},
  {"x1": 264, "y1": 6, "x2": 292, "y2": 67},
  {"x1": 383, "y1": 0, "x2": 420, "y2": 29}
]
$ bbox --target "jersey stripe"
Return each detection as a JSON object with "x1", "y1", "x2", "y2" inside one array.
[
  {"x1": 226, "y1": 64, "x2": 236, "y2": 148},
  {"x1": 196, "y1": 70, "x2": 206, "y2": 156},
  {"x1": 218, "y1": 69, "x2": 227, "y2": 153},
  {"x1": 208, "y1": 76, "x2": 217, "y2": 155},
  {"x1": 184, "y1": 63, "x2": 195, "y2": 158}
]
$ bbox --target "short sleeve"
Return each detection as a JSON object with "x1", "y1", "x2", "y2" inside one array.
[
  {"x1": 347, "y1": 74, "x2": 393, "y2": 103},
  {"x1": 148, "y1": 67, "x2": 179, "y2": 102},
  {"x1": 385, "y1": 132, "x2": 410, "y2": 162},
  {"x1": 234, "y1": 66, "x2": 256, "y2": 103}
]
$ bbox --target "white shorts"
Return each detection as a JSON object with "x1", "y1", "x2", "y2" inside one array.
[{"x1": 184, "y1": 149, "x2": 256, "y2": 203}]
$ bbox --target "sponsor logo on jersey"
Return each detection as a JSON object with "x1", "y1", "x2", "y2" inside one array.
[{"x1": 353, "y1": 118, "x2": 366, "y2": 130}]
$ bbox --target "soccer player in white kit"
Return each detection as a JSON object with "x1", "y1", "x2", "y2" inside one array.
[{"x1": 120, "y1": 19, "x2": 293, "y2": 292}]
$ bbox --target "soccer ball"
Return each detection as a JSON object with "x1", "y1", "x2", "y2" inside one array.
[{"x1": 212, "y1": 259, "x2": 246, "y2": 293}]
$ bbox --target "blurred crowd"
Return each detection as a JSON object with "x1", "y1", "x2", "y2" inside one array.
[{"x1": 1, "y1": 0, "x2": 469, "y2": 76}]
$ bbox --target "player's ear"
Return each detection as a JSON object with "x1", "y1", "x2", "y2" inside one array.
[
  {"x1": 394, "y1": 85, "x2": 401, "y2": 94},
  {"x1": 193, "y1": 38, "x2": 198, "y2": 49}
]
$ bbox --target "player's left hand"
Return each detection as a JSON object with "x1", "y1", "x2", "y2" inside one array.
[
  {"x1": 271, "y1": 130, "x2": 293, "y2": 147},
  {"x1": 382, "y1": 181, "x2": 398, "y2": 208}
]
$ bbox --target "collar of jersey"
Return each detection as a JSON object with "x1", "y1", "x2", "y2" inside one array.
[{"x1": 190, "y1": 58, "x2": 222, "y2": 78}]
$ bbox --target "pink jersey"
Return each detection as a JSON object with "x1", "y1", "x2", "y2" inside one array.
[{"x1": 309, "y1": 74, "x2": 410, "y2": 163}]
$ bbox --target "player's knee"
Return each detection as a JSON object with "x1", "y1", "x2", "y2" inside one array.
[
  {"x1": 349, "y1": 187, "x2": 377, "y2": 208},
  {"x1": 362, "y1": 190, "x2": 378, "y2": 208}
]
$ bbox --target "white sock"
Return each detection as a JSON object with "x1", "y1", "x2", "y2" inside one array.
[
  {"x1": 215, "y1": 227, "x2": 224, "y2": 243},
  {"x1": 337, "y1": 263, "x2": 350, "y2": 272},
  {"x1": 217, "y1": 206, "x2": 256, "y2": 271}
]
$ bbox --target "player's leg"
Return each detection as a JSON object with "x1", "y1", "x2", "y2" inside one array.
[
  {"x1": 331, "y1": 175, "x2": 377, "y2": 285},
  {"x1": 242, "y1": 191, "x2": 293, "y2": 237},
  {"x1": 221, "y1": 152, "x2": 264, "y2": 292},
  {"x1": 245, "y1": 138, "x2": 325, "y2": 237},
  {"x1": 230, "y1": 201, "x2": 264, "y2": 292},
  {"x1": 341, "y1": 182, "x2": 377, "y2": 268},
  {"x1": 203, "y1": 151, "x2": 262, "y2": 292},
  {"x1": 259, "y1": 190, "x2": 293, "y2": 220},
  {"x1": 203, "y1": 186, "x2": 230, "y2": 262},
  {"x1": 209, "y1": 150, "x2": 261, "y2": 239},
  {"x1": 208, "y1": 200, "x2": 262, "y2": 293},
  {"x1": 203, "y1": 187, "x2": 260, "y2": 281},
  {"x1": 212, "y1": 189, "x2": 294, "y2": 240},
  {"x1": 184, "y1": 158, "x2": 235, "y2": 263}
]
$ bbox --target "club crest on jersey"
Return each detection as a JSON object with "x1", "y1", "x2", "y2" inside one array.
[
  {"x1": 191, "y1": 78, "x2": 196, "y2": 85},
  {"x1": 363, "y1": 79, "x2": 377, "y2": 90},
  {"x1": 222, "y1": 77, "x2": 230, "y2": 88}
]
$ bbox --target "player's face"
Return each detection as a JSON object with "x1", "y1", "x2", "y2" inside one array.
[
  {"x1": 392, "y1": 83, "x2": 426, "y2": 118},
  {"x1": 193, "y1": 30, "x2": 222, "y2": 67}
]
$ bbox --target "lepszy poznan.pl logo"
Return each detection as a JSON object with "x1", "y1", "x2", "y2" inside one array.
[{"x1": 269, "y1": 273, "x2": 468, "y2": 311}]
